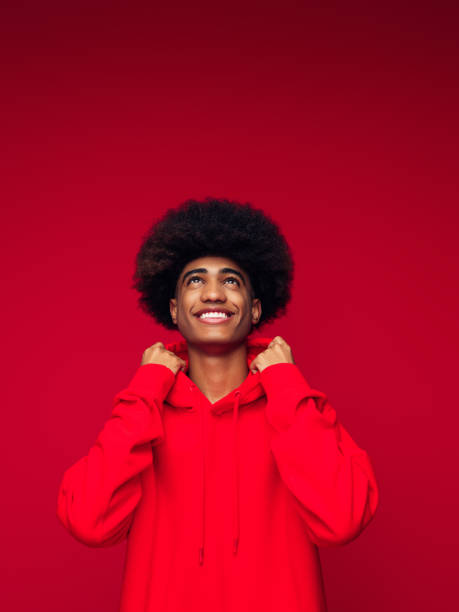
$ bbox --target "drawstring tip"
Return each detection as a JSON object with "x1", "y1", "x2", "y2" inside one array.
[
  {"x1": 199, "y1": 547, "x2": 204, "y2": 565},
  {"x1": 233, "y1": 537, "x2": 239, "y2": 555}
]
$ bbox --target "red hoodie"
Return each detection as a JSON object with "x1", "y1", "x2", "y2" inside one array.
[{"x1": 57, "y1": 335, "x2": 379, "y2": 611}]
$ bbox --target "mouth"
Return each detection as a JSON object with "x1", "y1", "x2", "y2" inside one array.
[{"x1": 194, "y1": 310, "x2": 235, "y2": 324}]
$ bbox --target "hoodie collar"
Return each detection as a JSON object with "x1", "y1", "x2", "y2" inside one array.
[
  {"x1": 164, "y1": 334, "x2": 271, "y2": 413},
  {"x1": 162, "y1": 334, "x2": 273, "y2": 566}
]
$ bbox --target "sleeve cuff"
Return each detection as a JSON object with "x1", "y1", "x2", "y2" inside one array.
[
  {"x1": 118, "y1": 363, "x2": 176, "y2": 409},
  {"x1": 259, "y1": 363, "x2": 327, "y2": 431}
]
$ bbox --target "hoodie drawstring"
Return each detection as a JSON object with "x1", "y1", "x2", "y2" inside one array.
[
  {"x1": 198, "y1": 389, "x2": 242, "y2": 566},
  {"x1": 232, "y1": 390, "x2": 241, "y2": 556},
  {"x1": 199, "y1": 389, "x2": 205, "y2": 565}
]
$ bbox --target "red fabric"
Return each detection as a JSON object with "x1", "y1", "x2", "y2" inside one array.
[{"x1": 57, "y1": 335, "x2": 379, "y2": 611}]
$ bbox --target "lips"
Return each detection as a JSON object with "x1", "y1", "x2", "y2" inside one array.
[
  {"x1": 193, "y1": 308, "x2": 235, "y2": 324},
  {"x1": 194, "y1": 308, "x2": 234, "y2": 318}
]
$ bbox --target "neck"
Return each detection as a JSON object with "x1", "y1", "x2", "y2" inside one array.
[{"x1": 186, "y1": 340, "x2": 249, "y2": 404}]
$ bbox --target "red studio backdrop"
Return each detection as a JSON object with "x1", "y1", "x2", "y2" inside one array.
[{"x1": 1, "y1": 1, "x2": 458, "y2": 611}]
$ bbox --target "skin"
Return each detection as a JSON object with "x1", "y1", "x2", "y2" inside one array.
[{"x1": 140, "y1": 255, "x2": 295, "y2": 403}]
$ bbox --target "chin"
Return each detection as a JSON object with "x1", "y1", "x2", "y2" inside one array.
[{"x1": 180, "y1": 327, "x2": 250, "y2": 345}]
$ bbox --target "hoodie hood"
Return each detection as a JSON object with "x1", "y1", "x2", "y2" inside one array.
[
  {"x1": 164, "y1": 335, "x2": 271, "y2": 413},
  {"x1": 162, "y1": 334, "x2": 273, "y2": 565}
]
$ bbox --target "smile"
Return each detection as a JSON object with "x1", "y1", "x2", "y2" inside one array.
[{"x1": 196, "y1": 311, "x2": 234, "y2": 324}]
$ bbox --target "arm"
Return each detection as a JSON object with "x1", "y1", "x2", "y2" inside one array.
[
  {"x1": 56, "y1": 363, "x2": 175, "y2": 547},
  {"x1": 260, "y1": 362, "x2": 379, "y2": 547}
]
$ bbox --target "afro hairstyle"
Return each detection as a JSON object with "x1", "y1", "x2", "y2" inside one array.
[{"x1": 132, "y1": 197, "x2": 294, "y2": 330}]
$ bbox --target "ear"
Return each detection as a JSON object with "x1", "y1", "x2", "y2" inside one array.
[
  {"x1": 251, "y1": 297, "x2": 262, "y2": 324},
  {"x1": 169, "y1": 297, "x2": 177, "y2": 325}
]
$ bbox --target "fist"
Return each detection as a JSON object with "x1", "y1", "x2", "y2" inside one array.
[
  {"x1": 141, "y1": 342, "x2": 187, "y2": 375},
  {"x1": 249, "y1": 336, "x2": 294, "y2": 373}
]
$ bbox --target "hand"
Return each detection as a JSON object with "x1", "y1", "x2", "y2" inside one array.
[
  {"x1": 141, "y1": 342, "x2": 187, "y2": 375},
  {"x1": 249, "y1": 336, "x2": 295, "y2": 373}
]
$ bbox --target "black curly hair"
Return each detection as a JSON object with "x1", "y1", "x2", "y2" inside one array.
[{"x1": 132, "y1": 197, "x2": 294, "y2": 330}]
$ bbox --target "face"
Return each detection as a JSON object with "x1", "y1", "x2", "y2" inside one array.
[{"x1": 169, "y1": 255, "x2": 262, "y2": 349}]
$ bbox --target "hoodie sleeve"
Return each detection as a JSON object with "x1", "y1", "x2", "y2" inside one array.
[
  {"x1": 260, "y1": 362, "x2": 379, "y2": 547},
  {"x1": 56, "y1": 363, "x2": 175, "y2": 548}
]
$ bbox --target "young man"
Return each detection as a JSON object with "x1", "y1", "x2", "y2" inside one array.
[{"x1": 57, "y1": 198, "x2": 379, "y2": 612}]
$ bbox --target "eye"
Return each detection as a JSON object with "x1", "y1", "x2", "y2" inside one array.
[
  {"x1": 224, "y1": 276, "x2": 240, "y2": 286},
  {"x1": 187, "y1": 275, "x2": 203, "y2": 285}
]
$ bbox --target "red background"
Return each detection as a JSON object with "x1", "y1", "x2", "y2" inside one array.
[{"x1": 2, "y1": 1, "x2": 458, "y2": 610}]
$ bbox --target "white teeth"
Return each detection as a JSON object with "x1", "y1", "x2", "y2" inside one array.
[{"x1": 199, "y1": 311, "x2": 230, "y2": 319}]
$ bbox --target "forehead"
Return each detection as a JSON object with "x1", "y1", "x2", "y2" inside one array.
[
  {"x1": 178, "y1": 255, "x2": 251, "y2": 287},
  {"x1": 179, "y1": 255, "x2": 246, "y2": 276}
]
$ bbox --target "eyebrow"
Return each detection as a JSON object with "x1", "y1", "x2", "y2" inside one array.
[{"x1": 182, "y1": 267, "x2": 246, "y2": 285}]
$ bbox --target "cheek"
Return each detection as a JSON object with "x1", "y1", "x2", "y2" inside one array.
[{"x1": 239, "y1": 299, "x2": 253, "y2": 318}]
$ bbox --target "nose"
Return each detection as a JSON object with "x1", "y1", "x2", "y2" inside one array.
[{"x1": 201, "y1": 277, "x2": 226, "y2": 302}]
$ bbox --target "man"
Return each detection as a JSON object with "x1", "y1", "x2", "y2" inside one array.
[{"x1": 57, "y1": 198, "x2": 379, "y2": 611}]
